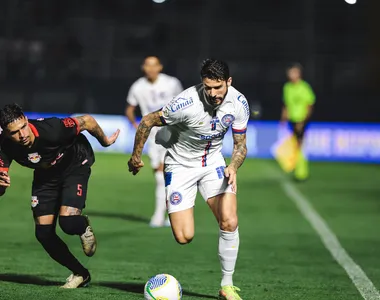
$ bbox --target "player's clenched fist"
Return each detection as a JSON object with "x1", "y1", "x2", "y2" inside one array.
[
  {"x1": 0, "y1": 172, "x2": 10, "y2": 187},
  {"x1": 128, "y1": 156, "x2": 144, "y2": 175}
]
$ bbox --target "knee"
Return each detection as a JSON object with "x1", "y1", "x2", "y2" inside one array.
[
  {"x1": 173, "y1": 232, "x2": 194, "y2": 245},
  {"x1": 35, "y1": 224, "x2": 56, "y2": 243},
  {"x1": 59, "y1": 216, "x2": 78, "y2": 235},
  {"x1": 219, "y1": 216, "x2": 238, "y2": 232}
]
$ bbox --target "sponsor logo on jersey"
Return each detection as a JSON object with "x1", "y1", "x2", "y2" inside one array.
[
  {"x1": 169, "y1": 191, "x2": 182, "y2": 205},
  {"x1": 200, "y1": 130, "x2": 227, "y2": 140},
  {"x1": 28, "y1": 152, "x2": 41, "y2": 163},
  {"x1": 168, "y1": 97, "x2": 194, "y2": 113},
  {"x1": 221, "y1": 114, "x2": 235, "y2": 127},
  {"x1": 237, "y1": 95, "x2": 250, "y2": 117},
  {"x1": 31, "y1": 196, "x2": 39, "y2": 208}
]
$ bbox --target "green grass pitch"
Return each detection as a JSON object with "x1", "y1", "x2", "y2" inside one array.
[{"x1": 0, "y1": 153, "x2": 379, "y2": 299}]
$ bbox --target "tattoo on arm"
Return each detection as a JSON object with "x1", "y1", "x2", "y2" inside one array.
[
  {"x1": 75, "y1": 115, "x2": 108, "y2": 146},
  {"x1": 76, "y1": 116, "x2": 86, "y2": 131},
  {"x1": 132, "y1": 111, "x2": 165, "y2": 159},
  {"x1": 230, "y1": 133, "x2": 247, "y2": 171}
]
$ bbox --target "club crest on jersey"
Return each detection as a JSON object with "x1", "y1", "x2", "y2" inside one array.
[
  {"x1": 28, "y1": 152, "x2": 41, "y2": 163},
  {"x1": 221, "y1": 114, "x2": 235, "y2": 127},
  {"x1": 169, "y1": 191, "x2": 182, "y2": 205},
  {"x1": 31, "y1": 196, "x2": 39, "y2": 208}
]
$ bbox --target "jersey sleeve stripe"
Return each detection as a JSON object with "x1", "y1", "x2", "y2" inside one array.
[
  {"x1": 28, "y1": 123, "x2": 40, "y2": 137},
  {"x1": 232, "y1": 128, "x2": 247, "y2": 134},
  {"x1": 159, "y1": 115, "x2": 167, "y2": 125},
  {"x1": 71, "y1": 117, "x2": 80, "y2": 135},
  {"x1": 0, "y1": 167, "x2": 9, "y2": 172}
]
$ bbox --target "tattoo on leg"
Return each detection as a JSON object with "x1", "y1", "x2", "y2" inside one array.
[{"x1": 65, "y1": 207, "x2": 82, "y2": 216}]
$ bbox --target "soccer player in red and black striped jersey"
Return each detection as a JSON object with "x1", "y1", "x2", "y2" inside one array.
[{"x1": 0, "y1": 103, "x2": 120, "y2": 288}]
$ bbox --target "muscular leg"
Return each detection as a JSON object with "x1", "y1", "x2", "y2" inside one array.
[
  {"x1": 34, "y1": 214, "x2": 89, "y2": 277},
  {"x1": 208, "y1": 193, "x2": 239, "y2": 287},
  {"x1": 169, "y1": 207, "x2": 194, "y2": 244},
  {"x1": 150, "y1": 163, "x2": 168, "y2": 227}
]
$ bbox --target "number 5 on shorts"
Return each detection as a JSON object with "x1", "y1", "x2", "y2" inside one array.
[{"x1": 77, "y1": 184, "x2": 83, "y2": 196}]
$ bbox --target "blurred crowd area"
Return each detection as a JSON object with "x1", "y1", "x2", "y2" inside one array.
[{"x1": 0, "y1": 0, "x2": 378, "y2": 121}]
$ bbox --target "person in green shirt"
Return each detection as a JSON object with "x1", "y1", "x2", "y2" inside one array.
[{"x1": 281, "y1": 63, "x2": 315, "y2": 180}]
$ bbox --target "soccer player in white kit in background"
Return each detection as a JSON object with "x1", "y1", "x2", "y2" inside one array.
[
  {"x1": 125, "y1": 56, "x2": 183, "y2": 227},
  {"x1": 128, "y1": 59, "x2": 249, "y2": 300}
]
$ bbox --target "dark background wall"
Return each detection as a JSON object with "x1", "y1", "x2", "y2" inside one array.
[{"x1": 0, "y1": 0, "x2": 378, "y2": 121}]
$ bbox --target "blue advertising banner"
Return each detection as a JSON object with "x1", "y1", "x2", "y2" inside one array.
[{"x1": 24, "y1": 112, "x2": 380, "y2": 163}]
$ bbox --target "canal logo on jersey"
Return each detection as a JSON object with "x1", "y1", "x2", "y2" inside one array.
[
  {"x1": 167, "y1": 97, "x2": 194, "y2": 113},
  {"x1": 237, "y1": 95, "x2": 250, "y2": 117}
]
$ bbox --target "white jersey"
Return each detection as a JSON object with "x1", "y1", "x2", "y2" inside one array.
[
  {"x1": 126, "y1": 73, "x2": 183, "y2": 116},
  {"x1": 157, "y1": 84, "x2": 250, "y2": 168}
]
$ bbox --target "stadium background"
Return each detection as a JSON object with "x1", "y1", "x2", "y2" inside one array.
[
  {"x1": 0, "y1": 1, "x2": 380, "y2": 300},
  {"x1": 0, "y1": 0, "x2": 379, "y2": 162}
]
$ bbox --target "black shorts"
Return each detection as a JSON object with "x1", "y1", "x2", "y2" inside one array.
[
  {"x1": 288, "y1": 120, "x2": 310, "y2": 140},
  {"x1": 31, "y1": 163, "x2": 91, "y2": 218}
]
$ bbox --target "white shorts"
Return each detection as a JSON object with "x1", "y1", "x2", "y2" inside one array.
[{"x1": 164, "y1": 161, "x2": 235, "y2": 214}]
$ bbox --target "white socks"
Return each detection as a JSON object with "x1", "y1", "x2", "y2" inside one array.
[
  {"x1": 219, "y1": 227, "x2": 240, "y2": 287},
  {"x1": 150, "y1": 171, "x2": 166, "y2": 225}
]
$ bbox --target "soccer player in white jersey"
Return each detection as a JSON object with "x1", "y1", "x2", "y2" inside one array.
[
  {"x1": 125, "y1": 55, "x2": 183, "y2": 227},
  {"x1": 128, "y1": 59, "x2": 249, "y2": 300}
]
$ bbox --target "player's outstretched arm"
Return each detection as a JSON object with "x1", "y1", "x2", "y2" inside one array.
[
  {"x1": 128, "y1": 110, "x2": 165, "y2": 175},
  {"x1": 74, "y1": 115, "x2": 120, "y2": 147},
  {"x1": 224, "y1": 133, "x2": 247, "y2": 192}
]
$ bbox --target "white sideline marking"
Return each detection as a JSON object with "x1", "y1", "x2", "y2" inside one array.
[{"x1": 281, "y1": 181, "x2": 380, "y2": 300}]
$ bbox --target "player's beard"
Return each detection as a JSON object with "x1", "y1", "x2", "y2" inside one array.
[{"x1": 204, "y1": 90, "x2": 228, "y2": 109}]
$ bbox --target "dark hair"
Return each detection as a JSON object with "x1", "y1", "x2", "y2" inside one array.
[
  {"x1": 0, "y1": 103, "x2": 25, "y2": 129},
  {"x1": 287, "y1": 62, "x2": 303, "y2": 73},
  {"x1": 200, "y1": 59, "x2": 230, "y2": 81}
]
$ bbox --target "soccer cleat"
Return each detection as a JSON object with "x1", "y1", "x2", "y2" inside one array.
[
  {"x1": 80, "y1": 215, "x2": 97, "y2": 257},
  {"x1": 218, "y1": 286, "x2": 243, "y2": 300},
  {"x1": 60, "y1": 273, "x2": 91, "y2": 289}
]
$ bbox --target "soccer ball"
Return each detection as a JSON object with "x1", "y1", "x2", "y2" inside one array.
[{"x1": 144, "y1": 274, "x2": 182, "y2": 300}]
